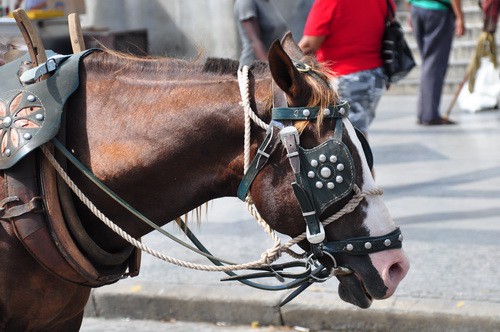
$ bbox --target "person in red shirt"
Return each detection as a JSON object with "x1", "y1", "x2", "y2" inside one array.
[{"x1": 299, "y1": 0, "x2": 394, "y2": 135}]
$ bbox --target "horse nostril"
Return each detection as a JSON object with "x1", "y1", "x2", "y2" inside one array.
[
  {"x1": 368, "y1": 249, "x2": 410, "y2": 298},
  {"x1": 388, "y1": 257, "x2": 410, "y2": 285},
  {"x1": 389, "y1": 262, "x2": 404, "y2": 282}
]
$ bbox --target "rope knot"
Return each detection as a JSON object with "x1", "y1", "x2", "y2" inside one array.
[{"x1": 261, "y1": 248, "x2": 280, "y2": 265}]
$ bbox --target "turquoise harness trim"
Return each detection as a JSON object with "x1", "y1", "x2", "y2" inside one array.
[{"x1": 0, "y1": 49, "x2": 97, "y2": 170}]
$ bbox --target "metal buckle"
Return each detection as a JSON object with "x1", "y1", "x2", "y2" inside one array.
[
  {"x1": 279, "y1": 126, "x2": 300, "y2": 146},
  {"x1": 306, "y1": 220, "x2": 325, "y2": 244}
]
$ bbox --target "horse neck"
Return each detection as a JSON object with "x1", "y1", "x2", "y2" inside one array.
[{"x1": 67, "y1": 55, "x2": 271, "y2": 242}]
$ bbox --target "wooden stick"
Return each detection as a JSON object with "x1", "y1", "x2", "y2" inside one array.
[
  {"x1": 68, "y1": 13, "x2": 86, "y2": 53},
  {"x1": 443, "y1": 71, "x2": 469, "y2": 120},
  {"x1": 11, "y1": 9, "x2": 46, "y2": 66}
]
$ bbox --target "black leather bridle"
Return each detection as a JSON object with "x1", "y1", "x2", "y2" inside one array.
[{"x1": 231, "y1": 64, "x2": 403, "y2": 305}]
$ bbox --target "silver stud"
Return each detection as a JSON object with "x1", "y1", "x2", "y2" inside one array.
[
  {"x1": 3, "y1": 117, "x2": 12, "y2": 127},
  {"x1": 339, "y1": 107, "x2": 345, "y2": 115},
  {"x1": 329, "y1": 155, "x2": 337, "y2": 163},
  {"x1": 319, "y1": 154, "x2": 326, "y2": 162},
  {"x1": 310, "y1": 159, "x2": 318, "y2": 167},
  {"x1": 27, "y1": 95, "x2": 36, "y2": 102},
  {"x1": 384, "y1": 239, "x2": 392, "y2": 247},
  {"x1": 364, "y1": 242, "x2": 372, "y2": 249},
  {"x1": 327, "y1": 182, "x2": 335, "y2": 189},
  {"x1": 308, "y1": 171, "x2": 315, "y2": 178},
  {"x1": 320, "y1": 167, "x2": 331, "y2": 178},
  {"x1": 337, "y1": 163, "x2": 344, "y2": 171},
  {"x1": 336, "y1": 176, "x2": 343, "y2": 183},
  {"x1": 23, "y1": 133, "x2": 32, "y2": 140},
  {"x1": 398, "y1": 234, "x2": 403, "y2": 242},
  {"x1": 303, "y1": 109, "x2": 311, "y2": 117},
  {"x1": 4, "y1": 148, "x2": 11, "y2": 157},
  {"x1": 346, "y1": 244, "x2": 354, "y2": 251},
  {"x1": 35, "y1": 114, "x2": 44, "y2": 121},
  {"x1": 323, "y1": 108, "x2": 331, "y2": 116},
  {"x1": 315, "y1": 181, "x2": 323, "y2": 189}
]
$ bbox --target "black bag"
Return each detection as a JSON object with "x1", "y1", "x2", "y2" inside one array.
[{"x1": 382, "y1": 0, "x2": 416, "y2": 84}]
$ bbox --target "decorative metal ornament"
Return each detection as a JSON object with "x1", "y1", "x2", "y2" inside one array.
[
  {"x1": 320, "y1": 167, "x2": 332, "y2": 178},
  {"x1": 3, "y1": 117, "x2": 12, "y2": 127}
]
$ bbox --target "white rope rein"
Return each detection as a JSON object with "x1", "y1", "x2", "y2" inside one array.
[
  {"x1": 39, "y1": 65, "x2": 381, "y2": 273},
  {"x1": 237, "y1": 65, "x2": 268, "y2": 171},
  {"x1": 40, "y1": 144, "x2": 282, "y2": 271}
]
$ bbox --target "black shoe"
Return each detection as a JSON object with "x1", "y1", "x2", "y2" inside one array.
[{"x1": 418, "y1": 117, "x2": 457, "y2": 126}]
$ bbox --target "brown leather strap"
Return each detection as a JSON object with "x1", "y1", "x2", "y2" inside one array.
[{"x1": 4, "y1": 154, "x2": 89, "y2": 284}]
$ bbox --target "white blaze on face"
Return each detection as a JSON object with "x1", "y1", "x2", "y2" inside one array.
[
  {"x1": 342, "y1": 119, "x2": 396, "y2": 237},
  {"x1": 343, "y1": 119, "x2": 410, "y2": 299}
]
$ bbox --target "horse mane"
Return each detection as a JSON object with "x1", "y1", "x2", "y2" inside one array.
[
  {"x1": 83, "y1": 49, "x2": 337, "y2": 131},
  {"x1": 293, "y1": 55, "x2": 339, "y2": 131},
  {"x1": 202, "y1": 57, "x2": 270, "y2": 76},
  {"x1": 83, "y1": 49, "x2": 272, "y2": 82}
]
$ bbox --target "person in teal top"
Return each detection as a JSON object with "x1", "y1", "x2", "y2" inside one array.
[{"x1": 406, "y1": 0, "x2": 465, "y2": 125}]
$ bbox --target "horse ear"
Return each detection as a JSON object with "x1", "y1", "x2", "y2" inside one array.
[
  {"x1": 281, "y1": 31, "x2": 304, "y2": 61},
  {"x1": 268, "y1": 39, "x2": 309, "y2": 102}
]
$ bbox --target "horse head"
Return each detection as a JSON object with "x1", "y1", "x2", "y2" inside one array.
[{"x1": 243, "y1": 33, "x2": 409, "y2": 308}]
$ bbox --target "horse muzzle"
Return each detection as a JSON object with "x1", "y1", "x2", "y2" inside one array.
[{"x1": 337, "y1": 247, "x2": 410, "y2": 308}]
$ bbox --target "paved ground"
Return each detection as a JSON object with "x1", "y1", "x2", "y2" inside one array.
[{"x1": 81, "y1": 94, "x2": 500, "y2": 332}]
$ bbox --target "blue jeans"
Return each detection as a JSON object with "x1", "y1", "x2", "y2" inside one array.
[{"x1": 337, "y1": 67, "x2": 386, "y2": 133}]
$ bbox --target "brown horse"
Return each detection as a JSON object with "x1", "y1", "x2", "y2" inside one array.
[{"x1": 0, "y1": 34, "x2": 409, "y2": 330}]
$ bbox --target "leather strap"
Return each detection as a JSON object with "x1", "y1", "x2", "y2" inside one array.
[
  {"x1": 0, "y1": 196, "x2": 43, "y2": 219},
  {"x1": 322, "y1": 228, "x2": 403, "y2": 255},
  {"x1": 237, "y1": 124, "x2": 282, "y2": 200},
  {"x1": 19, "y1": 54, "x2": 72, "y2": 84},
  {"x1": 272, "y1": 101, "x2": 350, "y2": 121},
  {"x1": 3, "y1": 153, "x2": 89, "y2": 284}
]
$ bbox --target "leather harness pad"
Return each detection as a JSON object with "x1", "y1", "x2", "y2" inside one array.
[
  {"x1": 0, "y1": 50, "x2": 95, "y2": 170},
  {"x1": 298, "y1": 138, "x2": 355, "y2": 216},
  {"x1": 0, "y1": 49, "x2": 139, "y2": 287}
]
